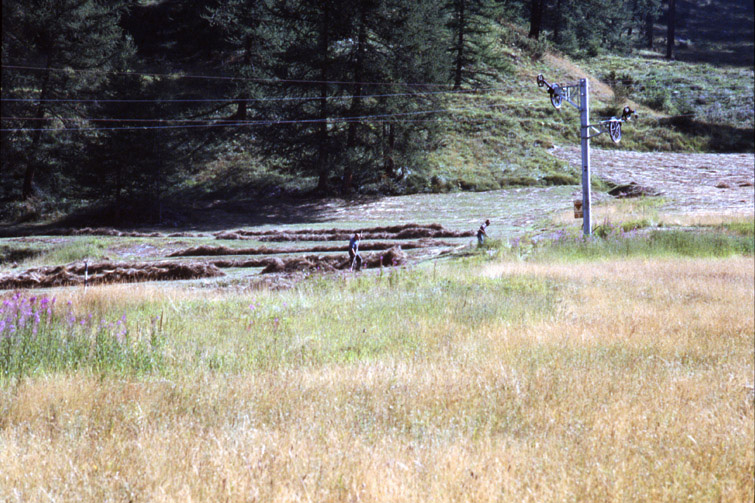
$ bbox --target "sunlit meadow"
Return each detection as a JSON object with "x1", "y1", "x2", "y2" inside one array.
[{"x1": 1, "y1": 229, "x2": 753, "y2": 502}]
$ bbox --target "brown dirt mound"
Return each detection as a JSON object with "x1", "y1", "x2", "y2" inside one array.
[
  {"x1": 258, "y1": 246, "x2": 406, "y2": 274},
  {"x1": 167, "y1": 232, "x2": 206, "y2": 238},
  {"x1": 608, "y1": 183, "x2": 659, "y2": 198},
  {"x1": 215, "y1": 223, "x2": 474, "y2": 241},
  {"x1": 67, "y1": 227, "x2": 163, "y2": 237},
  {"x1": 209, "y1": 258, "x2": 273, "y2": 268},
  {"x1": 261, "y1": 256, "x2": 343, "y2": 274},
  {"x1": 47, "y1": 228, "x2": 207, "y2": 238},
  {"x1": 169, "y1": 245, "x2": 277, "y2": 257},
  {"x1": 169, "y1": 239, "x2": 454, "y2": 257},
  {"x1": 0, "y1": 261, "x2": 224, "y2": 289},
  {"x1": 362, "y1": 246, "x2": 407, "y2": 268}
]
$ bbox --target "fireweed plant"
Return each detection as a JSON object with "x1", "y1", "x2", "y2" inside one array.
[{"x1": 0, "y1": 293, "x2": 163, "y2": 377}]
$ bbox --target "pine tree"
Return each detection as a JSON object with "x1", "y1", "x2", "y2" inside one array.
[
  {"x1": 446, "y1": 0, "x2": 506, "y2": 89},
  {"x1": 528, "y1": 0, "x2": 548, "y2": 39},
  {"x1": 1, "y1": 0, "x2": 134, "y2": 200},
  {"x1": 209, "y1": 0, "x2": 453, "y2": 195}
]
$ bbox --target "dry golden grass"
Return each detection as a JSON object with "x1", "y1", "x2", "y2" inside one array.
[
  {"x1": 551, "y1": 200, "x2": 752, "y2": 230},
  {"x1": 656, "y1": 212, "x2": 755, "y2": 228},
  {"x1": 1, "y1": 256, "x2": 753, "y2": 502},
  {"x1": 542, "y1": 54, "x2": 616, "y2": 101}
]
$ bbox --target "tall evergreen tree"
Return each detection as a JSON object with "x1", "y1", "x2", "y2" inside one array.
[
  {"x1": 210, "y1": 0, "x2": 453, "y2": 195},
  {"x1": 446, "y1": 0, "x2": 505, "y2": 89},
  {"x1": 1, "y1": 0, "x2": 134, "y2": 200},
  {"x1": 528, "y1": 0, "x2": 548, "y2": 39}
]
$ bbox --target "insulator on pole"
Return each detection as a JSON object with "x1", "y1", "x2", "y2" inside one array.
[
  {"x1": 550, "y1": 85, "x2": 563, "y2": 109},
  {"x1": 608, "y1": 120, "x2": 621, "y2": 143}
]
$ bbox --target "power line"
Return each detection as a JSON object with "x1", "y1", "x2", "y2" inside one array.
[
  {"x1": 0, "y1": 88, "x2": 498, "y2": 104},
  {"x1": 0, "y1": 103, "x2": 507, "y2": 132},
  {"x1": 1, "y1": 63, "x2": 465, "y2": 88},
  {"x1": 1, "y1": 101, "x2": 507, "y2": 123}
]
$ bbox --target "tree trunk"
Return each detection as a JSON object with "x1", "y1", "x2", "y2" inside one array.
[
  {"x1": 553, "y1": 0, "x2": 563, "y2": 42},
  {"x1": 645, "y1": 11, "x2": 654, "y2": 49},
  {"x1": 383, "y1": 123, "x2": 395, "y2": 178},
  {"x1": 453, "y1": 0, "x2": 466, "y2": 90},
  {"x1": 528, "y1": 0, "x2": 545, "y2": 39},
  {"x1": 316, "y1": 7, "x2": 330, "y2": 193},
  {"x1": 23, "y1": 59, "x2": 52, "y2": 199},
  {"x1": 666, "y1": 0, "x2": 676, "y2": 59},
  {"x1": 343, "y1": 1, "x2": 368, "y2": 194}
]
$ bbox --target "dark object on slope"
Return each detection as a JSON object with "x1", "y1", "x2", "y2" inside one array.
[{"x1": 608, "y1": 182, "x2": 659, "y2": 198}]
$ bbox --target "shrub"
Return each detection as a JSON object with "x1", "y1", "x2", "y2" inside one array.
[
  {"x1": 543, "y1": 173, "x2": 579, "y2": 186},
  {"x1": 0, "y1": 294, "x2": 163, "y2": 378}
]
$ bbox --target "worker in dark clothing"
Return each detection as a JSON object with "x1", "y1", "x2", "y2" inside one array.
[
  {"x1": 477, "y1": 219, "x2": 490, "y2": 245},
  {"x1": 349, "y1": 232, "x2": 362, "y2": 271}
]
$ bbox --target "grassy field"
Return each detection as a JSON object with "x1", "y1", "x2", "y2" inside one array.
[{"x1": 1, "y1": 211, "x2": 753, "y2": 501}]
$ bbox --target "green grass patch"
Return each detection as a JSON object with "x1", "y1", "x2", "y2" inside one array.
[
  {"x1": 711, "y1": 219, "x2": 755, "y2": 237},
  {"x1": 1, "y1": 263, "x2": 557, "y2": 377},
  {"x1": 1, "y1": 295, "x2": 163, "y2": 379},
  {"x1": 37, "y1": 237, "x2": 108, "y2": 264},
  {"x1": 529, "y1": 227, "x2": 754, "y2": 261},
  {"x1": 0, "y1": 245, "x2": 44, "y2": 265},
  {"x1": 169, "y1": 268, "x2": 556, "y2": 373}
]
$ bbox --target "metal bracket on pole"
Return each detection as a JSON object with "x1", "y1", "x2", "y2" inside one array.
[
  {"x1": 536, "y1": 74, "x2": 636, "y2": 236},
  {"x1": 537, "y1": 74, "x2": 580, "y2": 110},
  {"x1": 585, "y1": 107, "x2": 637, "y2": 142}
]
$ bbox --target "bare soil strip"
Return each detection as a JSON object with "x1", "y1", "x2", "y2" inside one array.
[
  {"x1": 0, "y1": 261, "x2": 223, "y2": 289},
  {"x1": 0, "y1": 223, "x2": 459, "y2": 289},
  {"x1": 255, "y1": 246, "x2": 407, "y2": 274},
  {"x1": 0, "y1": 246, "x2": 409, "y2": 289},
  {"x1": 48, "y1": 228, "x2": 206, "y2": 238},
  {"x1": 168, "y1": 239, "x2": 456, "y2": 257},
  {"x1": 28, "y1": 223, "x2": 470, "y2": 241},
  {"x1": 215, "y1": 223, "x2": 474, "y2": 241},
  {"x1": 552, "y1": 147, "x2": 755, "y2": 214}
]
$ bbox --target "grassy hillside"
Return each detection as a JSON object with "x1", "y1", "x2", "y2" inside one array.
[
  {"x1": 178, "y1": 21, "x2": 754, "y2": 203},
  {"x1": 2, "y1": 1, "x2": 752, "y2": 226}
]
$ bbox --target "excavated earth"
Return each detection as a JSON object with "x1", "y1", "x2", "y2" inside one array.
[
  {"x1": 1, "y1": 149, "x2": 753, "y2": 290},
  {"x1": 552, "y1": 147, "x2": 754, "y2": 215},
  {"x1": 0, "y1": 261, "x2": 224, "y2": 290},
  {"x1": 0, "y1": 221, "x2": 445, "y2": 289}
]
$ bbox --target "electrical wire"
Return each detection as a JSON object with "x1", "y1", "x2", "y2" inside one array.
[
  {"x1": 0, "y1": 88, "x2": 500, "y2": 104},
  {"x1": 1, "y1": 101, "x2": 507, "y2": 123},
  {"x1": 1, "y1": 63, "x2": 467, "y2": 88},
  {"x1": 0, "y1": 103, "x2": 508, "y2": 132}
]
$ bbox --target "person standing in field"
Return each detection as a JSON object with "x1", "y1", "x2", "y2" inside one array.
[
  {"x1": 349, "y1": 232, "x2": 362, "y2": 271},
  {"x1": 477, "y1": 219, "x2": 490, "y2": 245}
]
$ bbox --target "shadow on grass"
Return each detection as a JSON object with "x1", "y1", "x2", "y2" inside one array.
[
  {"x1": 657, "y1": 116, "x2": 755, "y2": 153},
  {"x1": 0, "y1": 193, "x2": 388, "y2": 236}
]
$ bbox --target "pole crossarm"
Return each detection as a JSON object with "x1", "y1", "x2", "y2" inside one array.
[
  {"x1": 536, "y1": 74, "x2": 580, "y2": 110},
  {"x1": 585, "y1": 107, "x2": 636, "y2": 142},
  {"x1": 536, "y1": 74, "x2": 637, "y2": 237}
]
